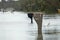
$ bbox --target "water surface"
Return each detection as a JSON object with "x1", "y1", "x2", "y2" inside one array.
[
  {"x1": 0, "y1": 11, "x2": 38, "y2": 40},
  {"x1": 42, "y1": 14, "x2": 60, "y2": 40}
]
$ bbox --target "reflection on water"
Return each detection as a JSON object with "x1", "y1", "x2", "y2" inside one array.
[
  {"x1": 43, "y1": 33, "x2": 58, "y2": 40},
  {"x1": 0, "y1": 12, "x2": 38, "y2": 40},
  {"x1": 42, "y1": 14, "x2": 60, "y2": 40}
]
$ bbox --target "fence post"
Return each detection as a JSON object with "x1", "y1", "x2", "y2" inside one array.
[{"x1": 34, "y1": 13, "x2": 43, "y2": 40}]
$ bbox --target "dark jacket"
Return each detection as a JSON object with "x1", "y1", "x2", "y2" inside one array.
[{"x1": 28, "y1": 13, "x2": 33, "y2": 18}]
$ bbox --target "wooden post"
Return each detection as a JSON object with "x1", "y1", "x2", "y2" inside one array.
[{"x1": 34, "y1": 13, "x2": 43, "y2": 40}]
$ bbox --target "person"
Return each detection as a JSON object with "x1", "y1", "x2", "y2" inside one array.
[{"x1": 27, "y1": 13, "x2": 34, "y2": 23}]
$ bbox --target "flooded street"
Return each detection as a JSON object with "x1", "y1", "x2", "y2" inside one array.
[
  {"x1": 42, "y1": 14, "x2": 60, "y2": 40},
  {"x1": 0, "y1": 11, "x2": 38, "y2": 40}
]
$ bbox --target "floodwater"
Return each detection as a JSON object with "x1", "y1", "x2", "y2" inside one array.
[
  {"x1": 0, "y1": 11, "x2": 38, "y2": 40},
  {"x1": 42, "y1": 14, "x2": 60, "y2": 40}
]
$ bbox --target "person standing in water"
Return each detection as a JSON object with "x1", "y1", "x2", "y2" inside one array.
[{"x1": 28, "y1": 13, "x2": 34, "y2": 23}]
